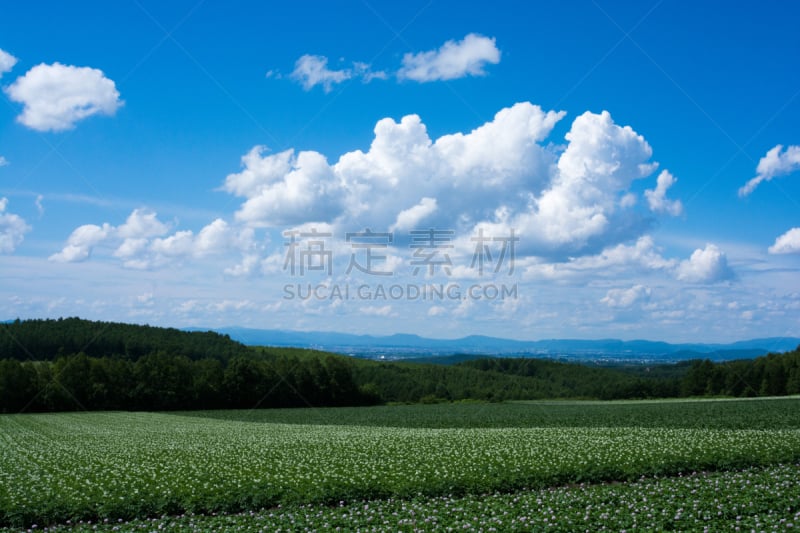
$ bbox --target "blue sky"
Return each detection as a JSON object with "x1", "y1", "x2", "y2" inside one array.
[{"x1": 1, "y1": 0, "x2": 799, "y2": 343}]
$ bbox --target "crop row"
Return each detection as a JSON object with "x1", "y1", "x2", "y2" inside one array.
[
  {"x1": 187, "y1": 396, "x2": 800, "y2": 429},
  {"x1": 7, "y1": 463, "x2": 800, "y2": 532},
  {"x1": 2, "y1": 412, "x2": 800, "y2": 527}
]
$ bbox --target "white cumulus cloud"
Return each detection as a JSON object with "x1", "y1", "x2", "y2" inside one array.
[
  {"x1": 768, "y1": 227, "x2": 800, "y2": 254},
  {"x1": 428, "y1": 305, "x2": 446, "y2": 317},
  {"x1": 398, "y1": 33, "x2": 500, "y2": 82},
  {"x1": 514, "y1": 110, "x2": 658, "y2": 254},
  {"x1": 523, "y1": 235, "x2": 677, "y2": 282},
  {"x1": 225, "y1": 103, "x2": 681, "y2": 260},
  {"x1": 676, "y1": 244, "x2": 734, "y2": 283},
  {"x1": 0, "y1": 48, "x2": 17, "y2": 78},
  {"x1": 224, "y1": 253, "x2": 261, "y2": 277},
  {"x1": 390, "y1": 197, "x2": 437, "y2": 232},
  {"x1": 49, "y1": 223, "x2": 111, "y2": 262},
  {"x1": 0, "y1": 198, "x2": 31, "y2": 253},
  {"x1": 113, "y1": 237, "x2": 149, "y2": 260},
  {"x1": 52, "y1": 209, "x2": 167, "y2": 263},
  {"x1": 229, "y1": 148, "x2": 345, "y2": 226},
  {"x1": 645, "y1": 170, "x2": 683, "y2": 216},
  {"x1": 739, "y1": 144, "x2": 800, "y2": 197},
  {"x1": 52, "y1": 208, "x2": 255, "y2": 269},
  {"x1": 117, "y1": 208, "x2": 169, "y2": 239},
  {"x1": 5, "y1": 62, "x2": 123, "y2": 131},
  {"x1": 601, "y1": 284, "x2": 651, "y2": 308},
  {"x1": 360, "y1": 305, "x2": 393, "y2": 317},
  {"x1": 117, "y1": 218, "x2": 254, "y2": 269},
  {"x1": 222, "y1": 146, "x2": 293, "y2": 198},
  {"x1": 334, "y1": 102, "x2": 564, "y2": 234}
]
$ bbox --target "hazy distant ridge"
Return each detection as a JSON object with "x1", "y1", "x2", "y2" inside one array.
[{"x1": 191, "y1": 327, "x2": 800, "y2": 361}]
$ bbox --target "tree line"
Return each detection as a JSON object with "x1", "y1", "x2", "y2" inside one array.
[
  {"x1": 681, "y1": 349, "x2": 800, "y2": 397},
  {"x1": 0, "y1": 318, "x2": 798, "y2": 413},
  {"x1": 350, "y1": 358, "x2": 686, "y2": 403},
  {"x1": 0, "y1": 317, "x2": 249, "y2": 363},
  {"x1": 0, "y1": 352, "x2": 376, "y2": 412},
  {"x1": 0, "y1": 351, "x2": 685, "y2": 412}
]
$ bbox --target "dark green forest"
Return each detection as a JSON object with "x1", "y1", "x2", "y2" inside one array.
[
  {"x1": 680, "y1": 353, "x2": 800, "y2": 397},
  {"x1": 0, "y1": 318, "x2": 798, "y2": 412},
  {"x1": 0, "y1": 317, "x2": 249, "y2": 362},
  {"x1": 352, "y1": 358, "x2": 685, "y2": 402}
]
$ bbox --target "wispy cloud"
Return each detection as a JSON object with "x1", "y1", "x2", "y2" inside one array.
[
  {"x1": 287, "y1": 55, "x2": 389, "y2": 93},
  {"x1": 645, "y1": 170, "x2": 683, "y2": 216},
  {"x1": 0, "y1": 197, "x2": 31, "y2": 254},
  {"x1": 290, "y1": 55, "x2": 351, "y2": 92},
  {"x1": 739, "y1": 144, "x2": 800, "y2": 197},
  {"x1": 282, "y1": 33, "x2": 500, "y2": 92},
  {"x1": 398, "y1": 33, "x2": 500, "y2": 82},
  {"x1": 0, "y1": 48, "x2": 17, "y2": 78}
]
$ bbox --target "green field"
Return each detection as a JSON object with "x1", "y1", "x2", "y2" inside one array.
[
  {"x1": 3, "y1": 397, "x2": 800, "y2": 530},
  {"x1": 23, "y1": 464, "x2": 800, "y2": 531},
  {"x1": 185, "y1": 395, "x2": 800, "y2": 429}
]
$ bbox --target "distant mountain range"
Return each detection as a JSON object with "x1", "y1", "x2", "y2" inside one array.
[{"x1": 190, "y1": 326, "x2": 800, "y2": 363}]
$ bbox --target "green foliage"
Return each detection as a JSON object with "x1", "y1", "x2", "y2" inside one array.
[
  {"x1": 457, "y1": 357, "x2": 683, "y2": 399},
  {"x1": 0, "y1": 352, "x2": 374, "y2": 412},
  {"x1": 0, "y1": 360, "x2": 35, "y2": 412},
  {"x1": 682, "y1": 346, "x2": 800, "y2": 397},
  {"x1": 0, "y1": 317, "x2": 249, "y2": 363},
  {"x1": 19, "y1": 463, "x2": 800, "y2": 532},
  {"x1": 1, "y1": 318, "x2": 798, "y2": 531},
  {"x1": 185, "y1": 396, "x2": 800, "y2": 430},
  {"x1": 348, "y1": 357, "x2": 682, "y2": 405},
  {"x1": 2, "y1": 400, "x2": 800, "y2": 529},
  {"x1": 0, "y1": 320, "x2": 380, "y2": 412},
  {"x1": 1, "y1": 318, "x2": 798, "y2": 414},
  {"x1": 0, "y1": 318, "x2": 687, "y2": 412}
]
